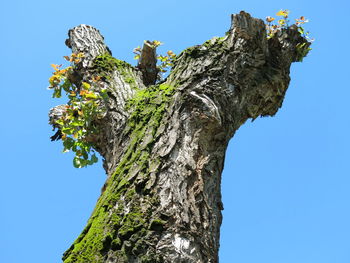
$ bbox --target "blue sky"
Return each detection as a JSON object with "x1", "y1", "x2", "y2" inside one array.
[{"x1": 1, "y1": 0, "x2": 349, "y2": 262}]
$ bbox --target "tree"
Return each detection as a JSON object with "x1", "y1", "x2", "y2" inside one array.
[{"x1": 49, "y1": 11, "x2": 311, "y2": 263}]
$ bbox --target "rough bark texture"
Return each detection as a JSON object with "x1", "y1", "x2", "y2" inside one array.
[{"x1": 50, "y1": 11, "x2": 310, "y2": 263}]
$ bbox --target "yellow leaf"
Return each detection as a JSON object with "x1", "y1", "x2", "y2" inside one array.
[
  {"x1": 266, "y1": 16, "x2": 275, "y2": 23},
  {"x1": 167, "y1": 50, "x2": 176, "y2": 57},
  {"x1": 80, "y1": 90, "x2": 87, "y2": 96},
  {"x1": 58, "y1": 68, "x2": 68, "y2": 75},
  {"x1": 51, "y1": 64, "x2": 61, "y2": 71},
  {"x1": 276, "y1": 10, "x2": 289, "y2": 17},
  {"x1": 85, "y1": 93, "x2": 98, "y2": 99},
  {"x1": 63, "y1": 56, "x2": 70, "y2": 61},
  {"x1": 49, "y1": 75, "x2": 60, "y2": 85},
  {"x1": 82, "y1": 82, "x2": 91, "y2": 90},
  {"x1": 152, "y1": 40, "x2": 163, "y2": 47},
  {"x1": 278, "y1": 19, "x2": 286, "y2": 25}
]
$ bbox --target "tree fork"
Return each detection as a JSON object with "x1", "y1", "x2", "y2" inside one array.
[{"x1": 51, "y1": 11, "x2": 310, "y2": 263}]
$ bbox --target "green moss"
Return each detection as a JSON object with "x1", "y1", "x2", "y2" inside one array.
[
  {"x1": 125, "y1": 188, "x2": 136, "y2": 202},
  {"x1": 113, "y1": 83, "x2": 175, "y2": 181},
  {"x1": 92, "y1": 54, "x2": 137, "y2": 89},
  {"x1": 111, "y1": 237, "x2": 122, "y2": 250},
  {"x1": 176, "y1": 36, "x2": 227, "y2": 60},
  {"x1": 119, "y1": 212, "x2": 145, "y2": 238},
  {"x1": 203, "y1": 36, "x2": 227, "y2": 52},
  {"x1": 63, "y1": 83, "x2": 176, "y2": 263},
  {"x1": 62, "y1": 207, "x2": 110, "y2": 263},
  {"x1": 92, "y1": 54, "x2": 120, "y2": 73}
]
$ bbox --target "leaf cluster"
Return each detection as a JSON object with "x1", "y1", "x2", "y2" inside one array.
[
  {"x1": 157, "y1": 50, "x2": 176, "y2": 73},
  {"x1": 265, "y1": 10, "x2": 313, "y2": 62},
  {"x1": 265, "y1": 10, "x2": 313, "y2": 40},
  {"x1": 48, "y1": 53, "x2": 107, "y2": 168}
]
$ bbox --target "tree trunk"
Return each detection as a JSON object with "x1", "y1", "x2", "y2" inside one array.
[{"x1": 53, "y1": 11, "x2": 310, "y2": 263}]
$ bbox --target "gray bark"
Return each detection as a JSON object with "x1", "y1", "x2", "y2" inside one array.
[{"x1": 50, "y1": 11, "x2": 310, "y2": 263}]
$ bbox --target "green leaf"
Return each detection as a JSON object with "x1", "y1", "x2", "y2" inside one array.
[
  {"x1": 85, "y1": 93, "x2": 98, "y2": 99},
  {"x1": 298, "y1": 27, "x2": 305, "y2": 35},
  {"x1": 91, "y1": 154, "x2": 98, "y2": 163},
  {"x1": 63, "y1": 137, "x2": 74, "y2": 147},
  {"x1": 73, "y1": 157, "x2": 82, "y2": 168},
  {"x1": 81, "y1": 82, "x2": 91, "y2": 90},
  {"x1": 100, "y1": 89, "x2": 109, "y2": 100},
  {"x1": 71, "y1": 121, "x2": 84, "y2": 127},
  {"x1": 81, "y1": 150, "x2": 88, "y2": 160},
  {"x1": 62, "y1": 127, "x2": 74, "y2": 134},
  {"x1": 53, "y1": 87, "x2": 62, "y2": 98},
  {"x1": 55, "y1": 119, "x2": 64, "y2": 126},
  {"x1": 61, "y1": 79, "x2": 72, "y2": 93}
]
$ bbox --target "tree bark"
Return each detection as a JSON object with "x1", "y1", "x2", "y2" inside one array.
[{"x1": 52, "y1": 11, "x2": 310, "y2": 263}]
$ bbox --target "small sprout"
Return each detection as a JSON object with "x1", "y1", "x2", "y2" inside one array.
[
  {"x1": 266, "y1": 16, "x2": 275, "y2": 23},
  {"x1": 167, "y1": 50, "x2": 176, "y2": 58},
  {"x1": 264, "y1": 10, "x2": 312, "y2": 61},
  {"x1": 80, "y1": 90, "x2": 87, "y2": 96},
  {"x1": 152, "y1": 40, "x2": 163, "y2": 47},
  {"x1": 133, "y1": 46, "x2": 142, "y2": 60},
  {"x1": 295, "y1": 16, "x2": 309, "y2": 26},
  {"x1": 157, "y1": 55, "x2": 168, "y2": 62},
  {"x1": 81, "y1": 82, "x2": 91, "y2": 90},
  {"x1": 133, "y1": 46, "x2": 142, "y2": 54},
  {"x1": 278, "y1": 19, "x2": 286, "y2": 25},
  {"x1": 49, "y1": 75, "x2": 60, "y2": 86},
  {"x1": 276, "y1": 9, "x2": 289, "y2": 17},
  {"x1": 51, "y1": 64, "x2": 62, "y2": 71}
]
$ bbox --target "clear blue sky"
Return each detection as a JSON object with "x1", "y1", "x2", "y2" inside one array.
[{"x1": 1, "y1": 0, "x2": 349, "y2": 262}]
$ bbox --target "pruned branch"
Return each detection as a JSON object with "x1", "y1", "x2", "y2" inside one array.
[{"x1": 137, "y1": 40, "x2": 158, "y2": 86}]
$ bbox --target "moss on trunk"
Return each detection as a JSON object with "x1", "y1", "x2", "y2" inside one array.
[{"x1": 63, "y1": 84, "x2": 175, "y2": 263}]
